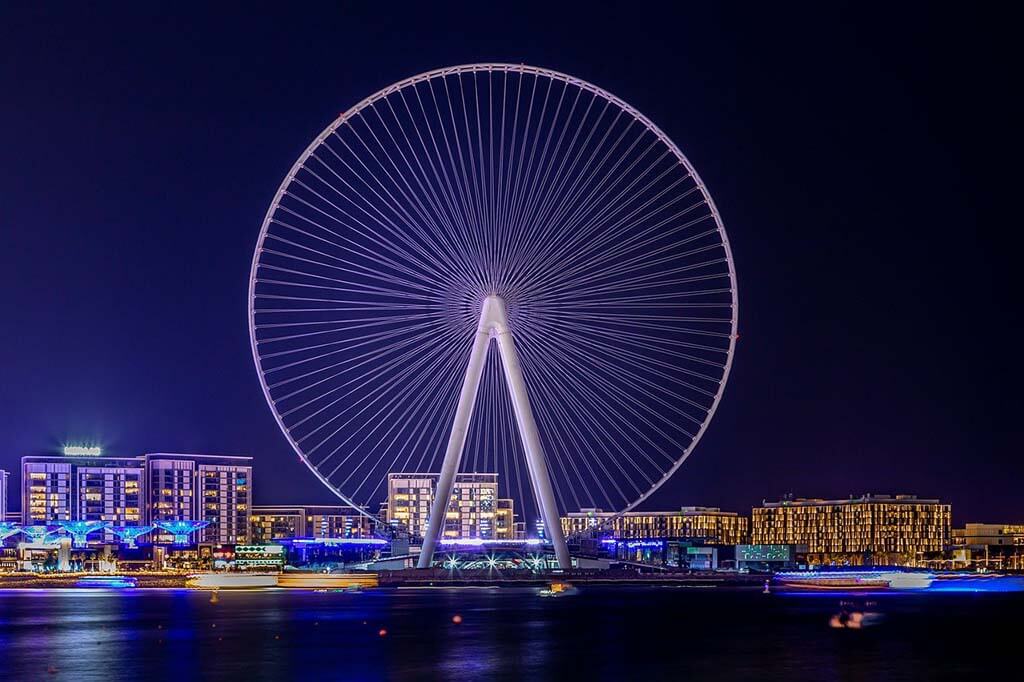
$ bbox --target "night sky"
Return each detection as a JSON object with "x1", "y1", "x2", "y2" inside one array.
[{"x1": 2, "y1": 4, "x2": 1019, "y2": 522}]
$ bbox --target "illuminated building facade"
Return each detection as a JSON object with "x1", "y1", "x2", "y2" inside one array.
[
  {"x1": 146, "y1": 455, "x2": 197, "y2": 539},
  {"x1": 18, "y1": 452, "x2": 252, "y2": 546},
  {"x1": 952, "y1": 523, "x2": 1024, "y2": 571},
  {"x1": 250, "y1": 505, "x2": 376, "y2": 544},
  {"x1": 386, "y1": 473, "x2": 516, "y2": 541},
  {"x1": 752, "y1": 494, "x2": 951, "y2": 566},
  {"x1": 72, "y1": 458, "x2": 144, "y2": 542},
  {"x1": 22, "y1": 458, "x2": 74, "y2": 524},
  {"x1": 561, "y1": 507, "x2": 749, "y2": 544},
  {"x1": 196, "y1": 458, "x2": 252, "y2": 544},
  {"x1": 143, "y1": 454, "x2": 252, "y2": 544}
]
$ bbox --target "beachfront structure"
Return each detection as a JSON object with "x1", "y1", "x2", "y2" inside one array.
[
  {"x1": 155, "y1": 520, "x2": 210, "y2": 546},
  {"x1": 20, "y1": 452, "x2": 252, "y2": 546},
  {"x1": 250, "y1": 505, "x2": 376, "y2": 544},
  {"x1": 19, "y1": 525, "x2": 56, "y2": 544},
  {"x1": 752, "y1": 494, "x2": 951, "y2": 566},
  {"x1": 385, "y1": 473, "x2": 517, "y2": 542},
  {"x1": 109, "y1": 525, "x2": 155, "y2": 549},
  {"x1": 145, "y1": 454, "x2": 252, "y2": 545},
  {"x1": 57, "y1": 520, "x2": 111, "y2": 548},
  {"x1": 22, "y1": 454, "x2": 145, "y2": 537},
  {"x1": 0, "y1": 521, "x2": 20, "y2": 543},
  {"x1": 562, "y1": 507, "x2": 750, "y2": 545}
]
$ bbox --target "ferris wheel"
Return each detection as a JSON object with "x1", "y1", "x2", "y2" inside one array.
[{"x1": 248, "y1": 64, "x2": 738, "y2": 568}]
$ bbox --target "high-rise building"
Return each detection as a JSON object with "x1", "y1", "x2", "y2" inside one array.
[
  {"x1": 22, "y1": 457, "x2": 74, "y2": 524},
  {"x1": 22, "y1": 453, "x2": 146, "y2": 541},
  {"x1": 72, "y1": 456, "x2": 145, "y2": 541},
  {"x1": 18, "y1": 451, "x2": 252, "y2": 546},
  {"x1": 562, "y1": 507, "x2": 749, "y2": 544},
  {"x1": 145, "y1": 454, "x2": 252, "y2": 545},
  {"x1": 386, "y1": 473, "x2": 516, "y2": 540},
  {"x1": 250, "y1": 505, "x2": 375, "y2": 544},
  {"x1": 752, "y1": 494, "x2": 951, "y2": 566},
  {"x1": 146, "y1": 455, "x2": 197, "y2": 529}
]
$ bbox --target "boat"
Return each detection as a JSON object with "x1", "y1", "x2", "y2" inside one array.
[
  {"x1": 186, "y1": 573, "x2": 279, "y2": 589},
  {"x1": 277, "y1": 572, "x2": 379, "y2": 589},
  {"x1": 539, "y1": 581, "x2": 578, "y2": 597},
  {"x1": 75, "y1": 575, "x2": 137, "y2": 589},
  {"x1": 774, "y1": 570, "x2": 934, "y2": 591}
]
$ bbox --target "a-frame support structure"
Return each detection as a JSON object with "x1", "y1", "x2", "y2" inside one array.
[{"x1": 417, "y1": 295, "x2": 572, "y2": 569}]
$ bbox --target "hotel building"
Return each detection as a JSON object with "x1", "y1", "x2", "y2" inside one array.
[
  {"x1": 250, "y1": 504, "x2": 376, "y2": 544},
  {"x1": 561, "y1": 507, "x2": 749, "y2": 544},
  {"x1": 752, "y1": 494, "x2": 951, "y2": 566},
  {"x1": 145, "y1": 454, "x2": 252, "y2": 545},
  {"x1": 19, "y1": 451, "x2": 252, "y2": 545},
  {"x1": 385, "y1": 472, "x2": 517, "y2": 541}
]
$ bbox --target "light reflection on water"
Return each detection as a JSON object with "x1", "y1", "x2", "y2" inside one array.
[{"x1": 0, "y1": 586, "x2": 1020, "y2": 680}]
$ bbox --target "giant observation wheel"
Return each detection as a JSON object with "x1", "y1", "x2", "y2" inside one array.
[{"x1": 249, "y1": 64, "x2": 738, "y2": 567}]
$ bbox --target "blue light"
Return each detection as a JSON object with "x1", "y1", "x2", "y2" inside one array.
[
  {"x1": 154, "y1": 520, "x2": 210, "y2": 546},
  {"x1": 0, "y1": 522, "x2": 20, "y2": 541},
  {"x1": 624, "y1": 540, "x2": 664, "y2": 549},
  {"x1": 439, "y1": 538, "x2": 543, "y2": 547},
  {"x1": 288, "y1": 537, "x2": 386, "y2": 546},
  {"x1": 75, "y1": 576, "x2": 137, "y2": 589},
  {"x1": 19, "y1": 525, "x2": 57, "y2": 543},
  {"x1": 109, "y1": 525, "x2": 155, "y2": 549},
  {"x1": 57, "y1": 521, "x2": 111, "y2": 547}
]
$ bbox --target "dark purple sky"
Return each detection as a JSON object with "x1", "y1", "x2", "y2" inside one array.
[{"x1": 1, "y1": 3, "x2": 1020, "y2": 522}]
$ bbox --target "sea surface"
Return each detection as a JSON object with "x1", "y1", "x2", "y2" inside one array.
[{"x1": 1, "y1": 585, "x2": 1019, "y2": 680}]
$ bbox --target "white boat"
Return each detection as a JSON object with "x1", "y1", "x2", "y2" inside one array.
[{"x1": 187, "y1": 573, "x2": 279, "y2": 589}]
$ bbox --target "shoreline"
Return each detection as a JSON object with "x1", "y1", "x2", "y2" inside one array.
[{"x1": 0, "y1": 570, "x2": 767, "y2": 590}]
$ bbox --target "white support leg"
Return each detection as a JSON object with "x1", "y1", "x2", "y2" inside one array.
[
  {"x1": 416, "y1": 317, "x2": 491, "y2": 568},
  {"x1": 491, "y1": 326, "x2": 573, "y2": 568},
  {"x1": 417, "y1": 295, "x2": 572, "y2": 570}
]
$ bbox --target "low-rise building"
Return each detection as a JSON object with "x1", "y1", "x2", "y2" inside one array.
[
  {"x1": 951, "y1": 523, "x2": 1024, "y2": 571},
  {"x1": 250, "y1": 505, "x2": 375, "y2": 543},
  {"x1": 561, "y1": 507, "x2": 749, "y2": 545},
  {"x1": 752, "y1": 494, "x2": 951, "y2": 566}
]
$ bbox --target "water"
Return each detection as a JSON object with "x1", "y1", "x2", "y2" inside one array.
[{"x1": 1, "y1": 586, "x2": 1019, "y2": 680}]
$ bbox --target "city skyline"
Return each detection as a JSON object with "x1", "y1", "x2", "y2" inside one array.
[
  {"x1": 2, "y1": 447, "x2": 1015, "y2": 531},
  {"x1": 2, "y1": 4, "x2": 1020, "y2": 524}
]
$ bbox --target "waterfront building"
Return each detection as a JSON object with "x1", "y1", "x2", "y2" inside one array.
[
  {"x1": 385, "y1": 473, "x2": 517, "y2": 541},
  {"x1": 561, "y1": 507, "x2": 749, "y2": 544},
  {"x1": 951, "y1": 523, "x2": 1024, "y2": 571},
  {"x1": 146, "y1": 455, "x2": 197, "y2": 542},
  {"x1": 22, "y1": 452, "x2": 144, "y2": 534},
  {"x1": 250, "y1": 504, "x2": 376, "y2": 544},
  {"x1": 21, "y1": 458, "x2": 72, "y2": 524},
  {"x1": 19, "y1": 451, "x2": 252, "y2": 546},
  {"x1": 751, "y1": 494, "x2": 951, "y2": 566},
  {"x1": 735, "y1": 544, "x2": 808, "y2": 571},
  {"x1": 145, "y1": 454, "x2": 252, "y2": 545}
]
